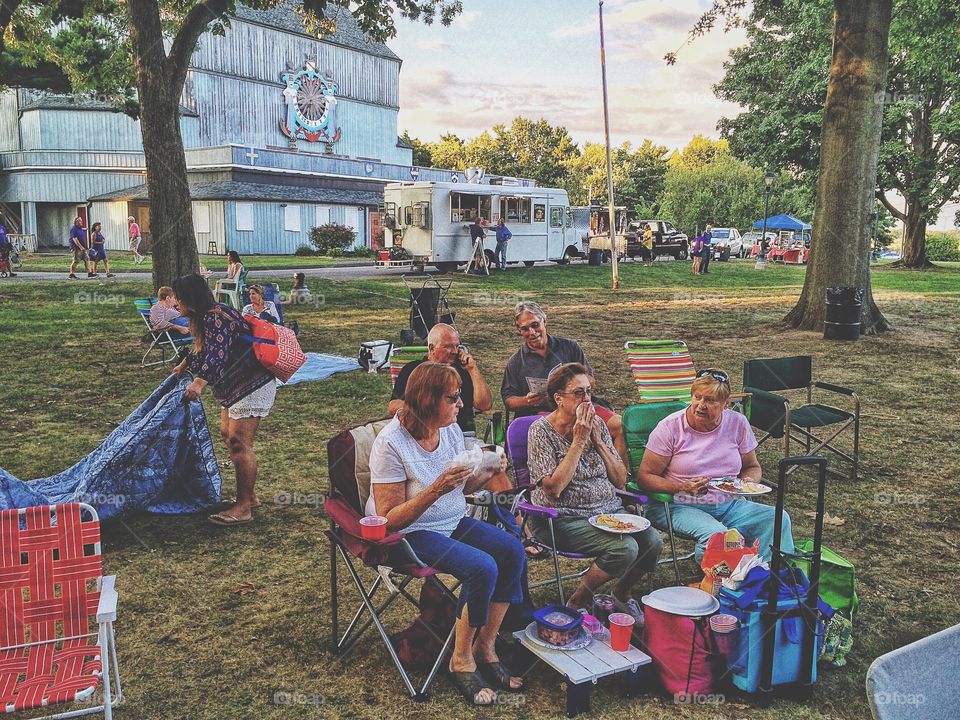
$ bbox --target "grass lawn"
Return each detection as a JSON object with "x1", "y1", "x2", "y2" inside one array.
[
  {"x1": 1, "y1": 259, "x2": 958, "y2": 719},
  {"x1": 15, "y1": 252, "x2": 368, "y2": 273}
]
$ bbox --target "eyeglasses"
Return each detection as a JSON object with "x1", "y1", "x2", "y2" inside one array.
[
  {"x1": 559, "y1": 387, "x2": 594, "y2": 400},
  {"x1": 696, "y1": 369, "x2": 730, "y2": 384},
  {"x1": 517, "y1": 320, "x2": 543, "y2": 333},
  {"x1": 445, "y1": 390, "x2": 462, "y2": 404}
]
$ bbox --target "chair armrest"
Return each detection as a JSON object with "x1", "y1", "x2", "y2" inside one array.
[
  {"x1": 516, "y1": 500, "x2": 559, "y2": 519},
  {"x1": 744, "y1": 386, "x2": 789, "y2": 405},
  {"x1": 814, "y1": 381, "x2": 856, "y2": 397},
  {"x1": 97, "y1": 575, "x2": 118, "y2": 623},
  {"x1": 616, "y1": 488, "x2": 649, "y2": 504},
  {"x1": 626, "y1": 482, "x2": 672, "y2": 504}
]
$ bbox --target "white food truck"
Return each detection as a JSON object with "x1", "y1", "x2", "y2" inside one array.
[{"x1": 381, "y1": 181, "x2": 582, "y2": 272}]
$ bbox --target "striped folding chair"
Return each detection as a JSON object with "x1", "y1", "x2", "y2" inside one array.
[
  {"x1": 388, "y1": 346, "x2": 428, "y2": 387},
  {"x1": 623, "y1": 339, "x2": 696, "y2": 403},
  {"x1": 135, "y1": 298, "x2": 192, "y2": 367},
  {"x1": 0, "y1": 504, "x2": 122, "y2": 719}
]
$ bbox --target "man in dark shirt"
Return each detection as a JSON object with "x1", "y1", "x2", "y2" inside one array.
[
  {"x1": 68, "y1": 217, "x2": 92, "y2": 279},
  {"x1": 501, "y1": 301, "x2": 626, "y2": 459},
  {"x1": 388, "y1": 323, "x2": 493, "y2": 434},
  {"x1": 700, "y1": 223, "x2": 713, "y2": 274}
]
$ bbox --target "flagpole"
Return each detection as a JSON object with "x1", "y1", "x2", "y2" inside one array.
[{"x1": 599, "y1": 0, "x2": 619, "y2": 290}]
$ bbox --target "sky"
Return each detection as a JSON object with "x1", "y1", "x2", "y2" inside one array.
[{"x1": 388, "y1": 0, "x2": 748, "y2": 152}]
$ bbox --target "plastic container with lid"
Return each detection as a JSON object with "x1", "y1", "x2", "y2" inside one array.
[{"x1": 532, "y1": 605, "x2": 583, "y2": 647}]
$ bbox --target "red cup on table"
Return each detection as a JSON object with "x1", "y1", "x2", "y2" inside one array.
[
  {"x1": 359, "y1": 515, "x2": 388, "y2": 541},
  {"x1": 608, "y1": 612, "x2": 635, "y2": 652}
]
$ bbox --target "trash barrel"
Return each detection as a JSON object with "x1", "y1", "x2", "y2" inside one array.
[
  {"x1": 824, "y1": 287, "x2": 863, "y2": 340},
  {"x1": 588, "y1": 248, "x2": 604, "y2": 266}
]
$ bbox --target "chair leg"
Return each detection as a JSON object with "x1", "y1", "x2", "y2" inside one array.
[
  {"x1": 330, "y1": 526, "x2": 339, "y2": 653},
  {"x1": 547, "y1": 517, "x2": 566, "y2": 605},
  {"x1": 663, "y1": 501, "x2": 681, "y2": 586},
  {"x1": 852, "y1": 413, "x2": 860, "y2": 482}
]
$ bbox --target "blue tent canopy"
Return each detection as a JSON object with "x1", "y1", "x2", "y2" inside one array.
[{"x1": 752, "y1": 213, "x2": 812, "y2": 231}]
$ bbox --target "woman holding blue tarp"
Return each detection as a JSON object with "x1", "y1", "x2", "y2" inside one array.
[{"x1": 171, "y1": 274, "x2": 274, "y2": 527}]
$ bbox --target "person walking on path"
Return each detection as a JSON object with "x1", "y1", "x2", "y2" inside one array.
[
  {"x1": 494, "y1": 218, "x2": 512, "y2": 271},
  {"x1": 699, "y1": 224, "x2": 713, "y2": 274},
  {"x1": 0, "y1": 219, "x2": 15, "y2": 277},
  {"x1": 88, "y1": 222, "x2": 115, "y2": 278},
  {"x1": 128, "y1": 216, "x2": 145, "y2": 265},
  {"x1": 68, "y1": 217, "x2": 92, "y2": 279}
]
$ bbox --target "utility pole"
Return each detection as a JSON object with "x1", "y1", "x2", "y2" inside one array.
[{"x1": 598, "y1": 0, "x2": 619, "y2": 289}]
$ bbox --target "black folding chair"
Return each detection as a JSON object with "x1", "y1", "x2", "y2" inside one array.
[{"x1": 402, "y1": 274, "x2": 456, "y2": 341}]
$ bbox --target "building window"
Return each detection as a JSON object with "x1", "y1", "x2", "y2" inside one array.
[
  {"x1": 315, "y1": 205, "x2": 330, "y2": 227},
  {"x1": 236, "y1": 202, "x2": 254, "y2": 232},
  {"x1": 500, "y1": 197, "x2": 532, "y2": 224},
  {"x1": 194, "y1": 203, "x2": 211, "y2": 234},
  {"x1": 450, "y1": 193, "x2": 492, "y2": 223},
  {"x1": 550, "y1": 207, "x2": 563, "y2": 228},
  {"x1": 285, "y1": 204, "x2": 301, "y2": 232}
]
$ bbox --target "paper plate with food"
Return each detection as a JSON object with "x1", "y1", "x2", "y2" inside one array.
[
  {"x1": 708, "y1": 477, "x2": 773, "y2": 495},
  {"x1": 588, "y1": 513, "x2": 651, "y2": 534}
]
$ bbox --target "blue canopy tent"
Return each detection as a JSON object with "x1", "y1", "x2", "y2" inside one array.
[{"x1": 752, "y1": 213, "x2": 812, "y2": 231}]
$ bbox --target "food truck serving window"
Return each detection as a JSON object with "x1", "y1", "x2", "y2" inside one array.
[
  {"x1": 550, "y1": 207, "x2": 563, "y2": 228},
  {"x1": 500, "y1": 197, "x2": 532, "y2": 224},
  {"x1": 451, "y1": 193, "x2": 492, "y2": 223}
]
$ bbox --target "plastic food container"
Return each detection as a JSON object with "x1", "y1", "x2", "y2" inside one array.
[
  {"x1": 533, "y1": 605, "x2": 584, "y2": 647},
  {"x1": 359, "y1": 515, "x2": 388, "y2": 540}
]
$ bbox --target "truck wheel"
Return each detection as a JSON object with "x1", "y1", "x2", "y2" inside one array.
[
  {"x1": 523, "y1": 260, "x2": 536, "y2": 267},
  {"x1": 435, "y1": 262, "x2": 458, "y2": 273},
  {"x1": 677, "y1": 247, "x2": 689, "y2": 261}
]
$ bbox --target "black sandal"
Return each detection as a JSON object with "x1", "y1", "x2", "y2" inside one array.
[
  {"x1": 478, "y1": 661, "x2": 524, "y2": 692},
  {"x1": 448, "y1": 670, "x2": 497, "y2": 705}
]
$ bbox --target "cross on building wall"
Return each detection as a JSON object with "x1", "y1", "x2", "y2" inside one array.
[{"x1": 246, "y1": 146, "x2": 258, "y2": 165}]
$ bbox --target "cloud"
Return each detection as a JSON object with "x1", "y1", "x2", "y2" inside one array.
[
  {"x1": 415, "y1": 38, "x2": 452, "y2": 52},
  {"x1": 451, "y1": 9, "x2": 481, "y2": 31}
]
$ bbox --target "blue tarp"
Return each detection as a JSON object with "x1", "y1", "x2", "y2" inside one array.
[
  {"x1": 0, "y1": 375, "x2": 221, "y2": 521},
  {"x1": 278, "y1": 352, "x2": 361, "y2": 386},
  {"x1": 752, "y1": 213, "x2": 812, "y2": 231}
]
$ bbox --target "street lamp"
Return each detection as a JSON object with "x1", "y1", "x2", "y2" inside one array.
[{"x1": 761, "y1": 170, "x2": 775, "y2": 250}]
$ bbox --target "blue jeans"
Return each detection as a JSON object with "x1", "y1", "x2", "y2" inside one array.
[
  {"x1": 495, "y1": 240, "x2": 508, "y2": 269},
  {"x1": 645, "y1": 498, "x2": 793, "y2": 562},
  {"x1": 406, "y1": 516, "x2": 527, "y2": 628}
]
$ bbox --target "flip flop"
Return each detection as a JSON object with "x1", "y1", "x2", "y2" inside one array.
[
  {"x1": 217, "y1": 499, "x2": 262, "y2": 510},
  {"x1": 208, "y1": 512, "x2": 253, "y2": 527},
  {"x1": 477, "y1": 661, "x2": 524, "y2": 692},
  {"x1": 448, "y1": 670, "x2": 496, "y2": 706}
]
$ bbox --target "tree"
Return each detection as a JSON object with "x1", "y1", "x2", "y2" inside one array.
[
  {"x1": 400, "y1": 130, "x2": 432, "y2": 167},
  {"x1": 667, "y1": 135, "x2": 730, "y2": 170},
  {"x1": 429, "y1": 132, "x2": 468, "y2": 170},
  {"x1": 716, "y1": 0, "x2": 960, "y2": 270},
  {"x1": 563, "y1": 140, "x2": 668, "y2": 209},
  {"x1": 3, "y1": 0, "x2": 462, "y2": 288},
  {"x1": 462, "y1": 118, "x2": 579, "y2": 188}
]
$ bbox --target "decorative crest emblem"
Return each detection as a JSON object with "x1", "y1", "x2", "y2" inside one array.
[{"x1": 279, "y1": 61, "x2": 342, "y2": 144}]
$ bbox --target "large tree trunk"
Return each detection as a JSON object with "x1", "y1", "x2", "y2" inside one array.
[
  {"x1": 895, "y1": 202, "x2": 935, "y2": 268},
  {"x1": 784, "y1": 0, "x2": 892, "y2": 335},
  {"x1": 128, "y1": 0, "x2": 200, "y2": 291}
]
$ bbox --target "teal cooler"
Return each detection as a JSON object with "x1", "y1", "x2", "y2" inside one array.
[{"x1": 718, "y1": 585, "x2": 822, "y2": 693}]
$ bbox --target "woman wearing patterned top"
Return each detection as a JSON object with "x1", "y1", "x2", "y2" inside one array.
[
  {"x1": 527, "y1": 363, "x2": 663, "y2": 615},
  {"x1": 368, "y1": 362, "x2": 526, "y2": 706},
  {"x1": 171, "y1": 273, "x2": 275, "y2": 527}
]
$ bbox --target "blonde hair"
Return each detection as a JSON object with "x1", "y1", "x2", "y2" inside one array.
[
  {"x1": 691, "y1": 372, "x2": 731, "y2": 402},
  {"x1": 157, "y1": 286, "x2": 174, "y2": 301}
]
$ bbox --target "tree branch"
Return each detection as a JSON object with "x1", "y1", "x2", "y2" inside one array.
[
  {"x1": 877, "y1": 192, "x2": 906, "y2": 221},
  {"x1": 0, "y1": 0, "x2": 25, "y2": 55},
  {"x1": 167, "y1": 0, "x2": 232, "y2": 90}
]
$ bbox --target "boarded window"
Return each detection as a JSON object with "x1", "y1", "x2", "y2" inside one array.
[
  {"x1": 194, "y1": 203, "x2": 210, "y2": 234},
  {"x1": 315, "y1": 205, "x2": 330, "y2": 227},
  {"x1": 343, "y1": 207, "x2": 358, "y2": 230},
  {"x1": 285, "y1": 204, "x2": 301, "y2": 232},
  {"x1": 236, "y1": 202, "x2": 254, "y2": 232}
]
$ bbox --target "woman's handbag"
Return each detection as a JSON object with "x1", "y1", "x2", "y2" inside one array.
[{"x1": 242, "y1": 315, "x2": 306, "y2": 382}]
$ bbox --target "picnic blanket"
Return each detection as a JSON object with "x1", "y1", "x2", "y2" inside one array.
[
  {"x1": 0, "y1": 374, "x2": 221, "y2": 520},
  {"x1": 278, "y1": 352, "x2": 361, "y2": 386}
]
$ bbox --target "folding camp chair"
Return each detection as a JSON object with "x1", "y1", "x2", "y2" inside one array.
[
  {"x1": 743, "y1": 355, "x2": 860, "y2": 480},
  {"x1": 402, "y1": 275, "x2": 456, "y2": 341},
  {"x1": 506, "y1": 415, "x2": 647, "y2": 604},
  {"x1": 621, "y1": 401, "x2": 697, "y2": 585},
  {"x1": 214, "y1": 268, "x2": 248, "y2": 309},
  {"x1": 388, "y1": 346, "x2": 428, "y2": 387},
  {"x1": 0, "y1": 503, "x2": 122, "y2": 719},
  {"x1": 135, "y1": 298, "x2": 192, "y2": 367},
  {"x1": 324, "y1": 419, "x2": 459, "y2": 700}
]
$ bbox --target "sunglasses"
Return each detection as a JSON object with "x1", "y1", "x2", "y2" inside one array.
[
  {"x1": 445, "y1": 390, "x2": 462, "y2": 404},
  {"x1": 559, "y1": 387, "x2": 594, "y2": 400},
  {"x1": 517, "y1": 320, "x2": 543, "y2": 333},
  {"x1": 696, "y1": 369, "x2": 730, "y2": 384}
]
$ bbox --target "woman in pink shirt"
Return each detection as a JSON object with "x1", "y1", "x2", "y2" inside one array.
[
  {"x1": 128, "y1": 216, "x2": 144, "y2": 264},
  {"x1": 636, "y1": 369, "x2": 793, "y2": 562}
]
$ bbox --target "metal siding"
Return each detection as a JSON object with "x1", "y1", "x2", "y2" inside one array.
[
  {"x1": 0, "y1": 92, "x2": 20, "y2": 152},
  {"x1": 0, "y1": 171, "x2": 144, "y2": 204},
  {"x1": 0, "y1": 150, "x2": 145, "y2": 170},
  {"x1": 189, "y1": 20, "x2": 399, "y2": 107},
  {"x1": 38, "y1": 110, "x2": 143, "y2": 151},
  {"x1": 19, "y1": 112, "x2": 41, "y2": 150},
  {"x1": 36, "y1": 204, "x2": 79, "y2": 247},
  {"x1": 193, "y1": 200, "x2": 225, "y2": 255},
  {"x1": 89, "y1": 201, "x2": 129, "y2": 251}
]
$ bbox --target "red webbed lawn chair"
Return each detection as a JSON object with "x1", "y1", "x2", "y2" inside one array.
[
  {"x1": 324, "y1": 419, "x2": 460, "y2": 700},
  {"x1": 0, "y1": 503, "x2": 121, "y2": 719}
]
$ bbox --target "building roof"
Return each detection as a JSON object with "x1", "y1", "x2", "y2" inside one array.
[
  {"x1": 89, "y1": 181, "x2": 382, "y2": 205},
  {"x1": 233, "y1": 1, "x2": 400, "y2": 61}
]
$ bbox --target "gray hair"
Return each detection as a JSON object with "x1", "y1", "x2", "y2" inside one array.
[
  {"x1": 514, "y1": 301, "x2": 546, "y2": 324},
  {"x1": 127, "y1": 216, "x2": 136, "y2": 222},
  {"x1": 426, "y1": 322, "x2": 458, "y2": 347}
]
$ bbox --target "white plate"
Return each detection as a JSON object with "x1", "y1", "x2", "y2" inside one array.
[
  {"x1": 524, "y1": 622, "x2": 592, "y2": 652},
  {"x1": 588, "y1": 513, "x2": 651, "y2": 534},
  {"x1": 642, "y1": 586, "x2": 720, "y2": 617},
  {"x1": 708, "y1": 477, "x2": 773, "y2": 496}
]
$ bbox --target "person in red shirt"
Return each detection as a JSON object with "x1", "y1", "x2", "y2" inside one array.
[{"x1": 128, "y1": 216, "x2": 144, "y2": 265}]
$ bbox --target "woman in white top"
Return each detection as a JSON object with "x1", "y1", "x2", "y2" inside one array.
[
  {"x1": 368, "y1": 362, "x2": 527, "y2": 706},
  {"x1": 241, "y1": 284, "x2": 279, "y2": 324},
  {"x1": 225, "y1": 250, "x2": 244, "y2": 281}
]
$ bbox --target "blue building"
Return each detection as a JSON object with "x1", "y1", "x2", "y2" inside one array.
[{"x1": 0, "y1": 2, "x2": 473, "y2": 255}]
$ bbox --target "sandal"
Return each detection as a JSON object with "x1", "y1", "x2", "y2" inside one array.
[
  {"x1": 477, "y1": 661, "x2": 524, "y2": 692},
  {"x1": 208, "y1": 512, "x2": 253, "y2": 527},
  {"x1": 448, "y1": 670, "x2": 497, "y2": 706},
  {"x1": 218, "y1": 498, "x2": 262, "y2": 510}
]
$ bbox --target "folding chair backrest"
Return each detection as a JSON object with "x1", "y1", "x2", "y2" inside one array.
[
  {"x1": 506, "y1": 415, "x2": 540, "y2": 490},
  {"x1": 621, "y1": 401, "x2": 688, "y2": 476},
  {"x1": 743, "y1": 355, "x2": 812, "y2": 392},
  {"x1": 0, "y1": 503, "x2": 102, "y2": 651},
  {"x1": 260, "y1": 282, "x2": 284, "y2": 325},
  {"x1": 326, "y1": 418, "x2": 394, "y2": 514},
  {"x1": 624, "y1": 339, "x2": 696, "y2": 402},
  {"x1": 389, "y1": 346, "x2": 428, "y2": 387},
  {"x1": 135, "y1": 298, "x2": 156, "y2": 329}
]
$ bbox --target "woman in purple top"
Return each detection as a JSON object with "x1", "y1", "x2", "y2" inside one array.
[
  {"x1": 171, "y1": 274, "x2": 275, "y2": 526},
  {"x1": 636, "y1": 369, "x2": 793, "y2": 562}
]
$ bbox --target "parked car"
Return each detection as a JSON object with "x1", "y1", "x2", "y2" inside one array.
[
  {"x1": 627, "y1": 220, "x2": 689, "y2": 260},
  {"x1": 710, "y1": 227, "x2": 744, "y2": 260},
  {"x1": 742, "y1": 231, "x2": 776, "y2": 256}
]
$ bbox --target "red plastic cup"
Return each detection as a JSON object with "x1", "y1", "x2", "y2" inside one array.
[
  {"x1": 608, "y1": 612, "x2": 635, "y2": 652},
  {"x1": 359, "y1": 515, "x2": 388, "y2": 541}
]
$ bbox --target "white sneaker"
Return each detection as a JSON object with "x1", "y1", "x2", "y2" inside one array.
[{"x1": 622, "y1": 598, "x2": 645, "y2": 628}]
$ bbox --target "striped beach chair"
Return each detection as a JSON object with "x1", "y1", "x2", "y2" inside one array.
[
  {"x1": 388, "y1": 346, "x2": 428, "y2": 387},
  {"x1": 623, "y1": 339, "x2": 696, "y2": 403}
]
